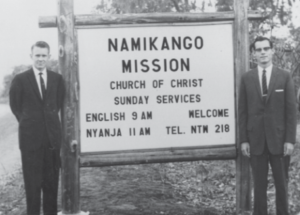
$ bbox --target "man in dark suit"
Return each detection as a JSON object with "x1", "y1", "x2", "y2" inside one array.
[
  {"x1": 239, "y1": 36, "x2": 297, "y2": 215},
  {"x1": 9, "y1": 41, "x2": 64, "y2": 215}
]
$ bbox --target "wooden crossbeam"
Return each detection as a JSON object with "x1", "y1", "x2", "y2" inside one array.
[
  {"x1": 81, "y1": 145, "x2": 237, "y2": 167},
  {"x1": 51, "y1": 0, "x2": 253, "y2": 213},
  {"x1": 39, "y1": 11, "x2": 265, "y2": 28}
]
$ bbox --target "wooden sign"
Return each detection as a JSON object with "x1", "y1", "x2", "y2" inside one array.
[
  {"x1": 40, "y1": 0, "x2": 258, "y2": 213},
  {"x1": 78, "y1": 22, "x2": 235, "y2": 153}
]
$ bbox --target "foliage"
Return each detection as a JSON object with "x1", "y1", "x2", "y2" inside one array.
[
  {"x1": 246, "y1": 0, "x2": 300, "y2": 80},
  {"x1": 1, "y1": 65, "x2": 30, "y2": 99},
  {"x1": 94, "y1": 0, "x2": 198, "y2": 14},
  {"x1": 93, "y1": 0, "x2": 300, "y2": 76},
  {"x1": 0, "y1": 2, "x2": 299, "y2": 214},
  {"x1": 162, "y1": 161, "x2": 236, "y2": 214},
  {"x1": 1, "y1": 150, "x2": 300, "y2": 214},
  {"x1": 161, "y1": 145, "x2": 300, "y2": 215},
  {"x1": 0, "y1": 169, "x2": 25, "y2": 215},
  {"x1": 286, "y1": 146, "x2": 300, "y2": 214},
  {"x1": 95, "y1": 0, "x2": 175, "y2": 13},
  {"x1": 2, "y1": 1, "x2": 299, "y2": 99},
  {"x1": 0, "y1": 60, "x2": 58, "y2": 99}
]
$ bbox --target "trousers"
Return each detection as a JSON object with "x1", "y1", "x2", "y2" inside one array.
[
  {"x1": 21, "y1": 138, "x2": 60, "y2": 215},
  {"x1": 250, "y1": 143, "x2": 290, "y2": 215}
]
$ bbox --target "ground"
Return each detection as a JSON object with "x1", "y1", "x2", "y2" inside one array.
[
  {"x1": 0, "y1": 104, "x2": 300, "y2": 215},
  {"x1": 0, "y1": 164, "x2": 219, "y2": 215}
]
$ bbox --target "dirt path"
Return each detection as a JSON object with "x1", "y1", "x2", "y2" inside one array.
[
  {"x1": 1, "y1": 105, "x2": 299, "y2": 215},
  {"x1": 0, "y1": 106, "x2": 216, "y2": 215},
  {"x1": 0, "y1": 107, "x2": 21, "y2": 182}
]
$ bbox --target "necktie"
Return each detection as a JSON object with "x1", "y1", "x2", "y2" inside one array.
[
  {"x1": 262, "y1": 70, "x2": 267, "y2": 103},
  {"x1": 39, "y1": 72, "x2": 46, "y2": 100}
]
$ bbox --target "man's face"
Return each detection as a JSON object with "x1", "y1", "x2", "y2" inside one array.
[
  {"x1": 30, "y1": 46, "x2": 50, "y2": 71},
  {"x1": 253, "y1": 40, "x2": 274, "y2": 68}
]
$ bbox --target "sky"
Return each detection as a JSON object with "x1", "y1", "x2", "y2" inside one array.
[
  {"x1": 0, "y1": 0, "x2": 98, "y2": 91},
  {"x1": 0, "y1": 0, "x2": 299, "y2": 91}
]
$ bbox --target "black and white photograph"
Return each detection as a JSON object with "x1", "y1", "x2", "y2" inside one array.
[{"x1": 0, "y1": 0, "x2": 300, "y2": 214}]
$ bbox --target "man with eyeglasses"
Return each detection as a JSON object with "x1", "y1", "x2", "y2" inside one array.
[{"x1": 238, "y1": 36, "x2": 296, "y2": 215}]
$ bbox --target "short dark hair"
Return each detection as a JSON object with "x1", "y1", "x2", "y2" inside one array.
[
  {"x1": 31, "y1": 41, "x2": 50, "y2": 53},
  {"x1": 250, "y1": 36, "x2": 273, "y2": 52}
]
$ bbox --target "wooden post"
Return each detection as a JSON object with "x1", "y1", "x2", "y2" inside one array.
[
  {"x1": 234, "y1": 0, "x2": 252, "y2": 214},
  {"x1": 58, "y1": 0, "x2": 82, "y2": 214},
  {"x1": 34, "y1": 1, "x2": 257, "y2": 214}
]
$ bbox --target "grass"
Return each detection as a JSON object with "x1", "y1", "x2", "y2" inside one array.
[
  {"x1": 0, "y1": 111, "x2": 26, "y2": 215},
  {"x1": 163, "y1": 128, "x2": 300, "y2": 215},
  {"x1": 0, "y1": 169, "x2": 26, "y2": 215},
  {"x1": 0, "y1": 109, "x2": 299, "y2": 214}
]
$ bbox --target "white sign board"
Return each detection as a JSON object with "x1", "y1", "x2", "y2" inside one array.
[{"x1": 78, "y1": 22, "x2": 235, "y2": 153}]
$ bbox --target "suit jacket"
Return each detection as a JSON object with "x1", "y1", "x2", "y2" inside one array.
[
  {"x1": 238, "y1": 66, "x2": 297, "y2": 155},
  {"x1": 9, "y1": 68, "x2": 64, "y2": 151}
]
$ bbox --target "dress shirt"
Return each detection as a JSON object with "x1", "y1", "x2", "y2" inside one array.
[
  {"x1": 258, "y1": 64, "x2": 272, "y2": 96},
  {"x1": 32, "y1": 66, "x2": 47, "y2": 98}
]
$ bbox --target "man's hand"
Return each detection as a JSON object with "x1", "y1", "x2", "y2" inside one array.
[
  {"x1": 241, "y1": 142, "x2": 250, "y2": 157},
  {"x1": 284, "y1": 142, "x2": 294, "y2": 156}
]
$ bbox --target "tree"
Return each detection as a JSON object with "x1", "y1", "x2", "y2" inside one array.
[
  {"x1": 0, "y1": 60, "x2": 59, "y2": 99},
  {"x1": 93, "y1": 0, "x2": 299, "y2": 68},
  {"x1": 94, "y1": 0, "x2": 198, "y2": 13},
  {"x1": 93, "y1": 0, "x2": 300, "y2": 109},
  {"x1": 1, "y1": 65, "x2": 30, "y2": 98}
]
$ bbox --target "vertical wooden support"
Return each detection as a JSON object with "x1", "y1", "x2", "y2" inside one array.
[
  {"x1": 53, "y1": 1, "x2": 252, "y2": 214},
  {"x1": 58, "y1": 0, "x2": 81, "y2": 214},
  {"x1": 234, "y1": 0, "x2": 252, "y2": 214}
]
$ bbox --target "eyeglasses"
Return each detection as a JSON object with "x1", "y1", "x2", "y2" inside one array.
[{"x1": 255, "y1": 47, "x2": 271, "y2": 52}]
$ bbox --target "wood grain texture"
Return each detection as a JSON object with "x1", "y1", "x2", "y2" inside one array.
[
  {"x1": 58, "y1": 0, "x2": 81, "y2": 214},
  {"x1": 39, "y1": 11, "x2": 265, "y2": 28},
  {"x1": 47, "y1": 2, "x2": 254, "y2": 213},
  {"x1": 234, "y1": 0, "x2": 252, "y2": 214},
  {"x1": 80, "y1": 145, "x2": 236, "y2": 167}
]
